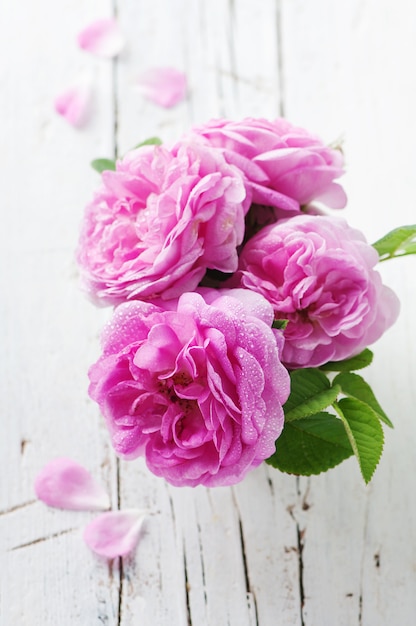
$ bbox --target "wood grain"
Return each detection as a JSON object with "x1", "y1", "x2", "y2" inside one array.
[{"x1": 1, "y1": 1, "x2": 415, "y2": 624}]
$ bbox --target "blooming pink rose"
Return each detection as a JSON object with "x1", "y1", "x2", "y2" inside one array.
[
  {"x1": 76, "y1": 142, "x2": 248, "y2": 305},
  {"x1": 233, "y1": 215, "x2": 400, "y2": 368},
  {"x1": 190, "y1": 117, "x2": 347, "y2": 211},
  {"x1": 88, "y1": 290, "x2": 290, "y2": 487}
]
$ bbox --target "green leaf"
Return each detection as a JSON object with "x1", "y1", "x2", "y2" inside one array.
[
  {"x1": 334, "y1": 398, "x2": 384, "y2": 483},
  {"x1": 266, "y1": 412, "x2": 354, "y2": 475},
  {"x1": 133, "y1": 136, "x2": 162, "y2": 149},
  {"x1": 91, "y1": 158, "x2": 116, "y2": 173},
  {"x1": 272, "y1": 319, "x2": 289, "y2": 330},
  {"x1": 284, "y1": 368, "x2": 341, "y2": 422},
  {"x1": 319, "y1": 348, "x2": 373, "y2": 372},
  {"x1": 333, "y1": 372, "x2": 393, "y2": 428},
  {"x1": 372, "y1": 225, "x2": 416, "y2": 261}
]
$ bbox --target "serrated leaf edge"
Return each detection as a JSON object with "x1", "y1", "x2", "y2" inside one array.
[
  {"x1": 333, "y1": 399, "x2": 384, "y2": 484},
  {"x1": 267, "y1": 414, "x2": 354, "y2": 475},
  {"x1": 318, "y1": 348, "x2": 374, "y2": 372},
  {"x1": 285, "y1": 384, "x2": 341, "y2": 422},
  {"x1": 333, "y1": 372, "x2": 394, "y2": 428}
]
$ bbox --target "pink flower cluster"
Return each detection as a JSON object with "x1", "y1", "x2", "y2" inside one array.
[
  {"x1": 77, "y1": 117, "x2": 400, "y2": 487},
  {"x1": 190, "y1": 117, "x2": 347, "y2": 211},
  {"x1": 89, "y1": 291, "x2": 289, "y2": 487},
  {"x1": 233, "y1": 214, "x2": 400, "y2": 368},
  {"x1": 77, "y1": 143, "x2": 248, "y2": 304}
]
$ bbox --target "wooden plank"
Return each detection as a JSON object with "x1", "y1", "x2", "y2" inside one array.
[
  {"x1": 280, "y1": 0, "x2": 416, "y2": 623},
  {"x1": 111, "y1": 0, "x2": 306, "y2": 626},
  {"x1": 2, "y1": 0, "x2": 416, "y2": 623},
  {"x1": 0, "y1": 0, "x2": 120, "y2": 623},
  {"x1": 233, "y1": 466, "x2": 303, "y2": 626},
  {"x1": 113, "y1": 1, "x2": 303, "y2": 624}
]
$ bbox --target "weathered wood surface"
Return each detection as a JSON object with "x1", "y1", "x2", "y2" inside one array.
[{"x1": 1, "y1": 1, "x2": 416, "y2": 624}]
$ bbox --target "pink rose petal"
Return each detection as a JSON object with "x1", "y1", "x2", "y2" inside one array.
[
  {"x1": 76, "y1": 142, "x2": 246, "y2": 305},
  {"x1": 54, "y1": 83, "x2": 91, "y2": 127},
  {"x1": 77, "y1": 18, "x2": 124, "y2": 58},
  {"x1": 87, "y1": 291, "x2": 290, "y2": 487},
  {"x1": 137, "y1": 67, "x2": 187, "y2": 108},
  {"x1": 83, "y1": 509, "x2": 146, "y2": 558},
  {"x1": 190, "y1": 117, "x2": 347, "y2": 210},
  {"x1": 34, "y1": 458, "x2": 110, "y2": 511}
]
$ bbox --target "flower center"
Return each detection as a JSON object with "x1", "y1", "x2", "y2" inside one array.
[{"x1": 157, "y1": 372, "x2": 196, "y2": 412}]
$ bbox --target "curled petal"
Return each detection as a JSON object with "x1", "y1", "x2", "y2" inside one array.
[
  {"x1": 137, "y1": 67, "x2": 187, "y2": 108},
  {"x1": 236, "y1": 215, "x2": 400, "y2": 368},
  {"x1": 54, "y1": 82, "x2": 91, "y2": 127},
  {"x1": 88, "y1": 291, "x2": 290, "y2": 487},
  {"x1": 189, "y1": 117, "x2": 347, "y2": 210},
  {"x1": 77, "y1": 18, "x2": 125, "y2": 58},
  {"x1": 76, "y1": 142, "x2": 246, "y2": 305},
  {"x1": 83, "y1": 509, "x2": 147, "y2": 558},
  {"x1": 34, "y1": 458, "x2": 110, "y2": 511}
]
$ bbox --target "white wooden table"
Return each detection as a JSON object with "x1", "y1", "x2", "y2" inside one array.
[{"x1": 1, "y1": 1, "x2": 416, "y2": 624}]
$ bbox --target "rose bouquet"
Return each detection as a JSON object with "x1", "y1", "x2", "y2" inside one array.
[{"x1": 77, "y1": 117, "x2": 416, "y2": 487}]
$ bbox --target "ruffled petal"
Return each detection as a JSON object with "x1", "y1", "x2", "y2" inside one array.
[
  {"x1": 137, "y1": 67, "x2": 187, "y2": 108},
  {"x1": 77, "y1": 18, "x2": 125, "y2": 58},
  {"x1": 34, "y1": 458, "x2": 110, "y2": 511},
  {"x1": 54, "y1": 83, "x2": 91, "y2": 127},
  {"x1": 83, "y1": 509, "x2": 146, "y2": 558}
]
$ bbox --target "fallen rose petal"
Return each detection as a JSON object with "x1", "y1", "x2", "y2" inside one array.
[
  {"x1": 34, "y1": 458, "x2": 110, "y2": 511},
  {"x1": 137, "y1": 67, "x2": 187, "y2": 108},
  {"x1": 77, "y1": 18, "x2": 124, "y2": 58},
  {"x1": 83, "y1": 509, "x2": 147, "y2": 558},
  {"x1": 54, "y1": 83, "x2": 91, "y2": 127}
]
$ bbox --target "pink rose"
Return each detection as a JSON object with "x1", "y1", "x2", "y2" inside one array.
[
  {"x1": 88, "y1": 290, "x2": 290, "y2": 487},
  {"x1": 190, "y1": 117, "x2": 347, "y2": 211},
  {"x1": 234, "y1": 215, "x2": 400, "y2": 368},
  {"x1": 76, "y1": 142, "x2": 248, "y2": 305}
]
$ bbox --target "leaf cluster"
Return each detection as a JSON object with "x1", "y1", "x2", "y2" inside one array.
[{"x1": 267, "y1": 349, "x2": 392, "y2": 483}]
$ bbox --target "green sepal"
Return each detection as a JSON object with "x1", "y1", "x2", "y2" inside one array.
[
  {"x1": 333, "y1": 372, "x2": 393, "y2": 428},
  {"x1": 133, "y1": 136, "x2": 162, "y2": 149},
  {"x1": 333, "y1": 398, "x2": 384, "y2": 484},
  {"x1": 319, "y1": 348, "x2": 373, "y2": 372},
  {"x1": 372, "y1": 224, "x2": 416, "y2": 261},
  {"x1": 272, "y1": 319, "x2": 289, "y2": 330},
  {"x1": 91, "y1": 158, "x2": 116, "y2": 173},
  {"x1": 284, "y1": 368, "x2": 341, "y2": 422},
  {"x1": 266, "y1": 412, "x2": 354, "y2": 476},
  {"x1": 91, "y1": 138, "x2": 162, "y2": 175}
]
